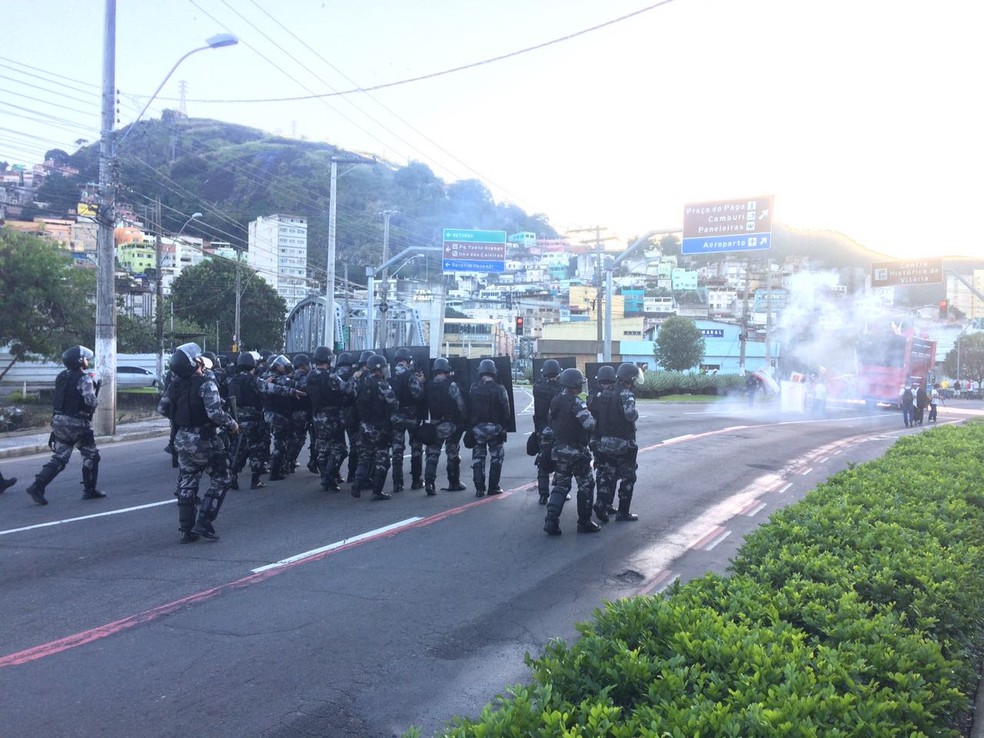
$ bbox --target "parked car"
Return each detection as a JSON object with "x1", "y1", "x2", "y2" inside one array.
[{"x1": 115, "y1": 366, "x2": 160, "y2": 388}]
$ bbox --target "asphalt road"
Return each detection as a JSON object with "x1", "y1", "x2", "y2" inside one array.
[{"x1": 0, "y1": 396, "x2": 977, "y2": 738}]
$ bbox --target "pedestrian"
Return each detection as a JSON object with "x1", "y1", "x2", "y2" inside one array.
[
  {"x1": 467, "y1": 359, "x2": 511, "y2": 497},
  {"x1": 542, "y1": 368, "x2": 600, "y2": 536},
  {"x1": 389, "y1": 347, "x2": 425, "y2": 494},
  {"x1": 900, "y1": 384, "x2": 915, "y2": 427},
  {"x1": 355, "y1": 354, "x2": 399, "y2": 501},
  {"x1": 928, "y1": 383, "x2": 941, "y2": 423},
  {"x1": 227, "y1": 351, "x2": 297, "y2": 489},
  {"x1": 157, "y1": 343, "x2": 239, "y2": 543},
  {"x1": 25, "y1": 345, "x2": 106, "y2": 506},
  {"x1": 915, "y1": 384, "x2": 928, "y2": 425},
  {"x1": 591, "y1": 363, "x2": 640, "y2": 523},
  {"x1": 423, "y1": 357, "x2": 468, "y2": 495},
  {"x1": 0, "y1": 470, "x2": 15, "y2": 492},
  {"x1": 532, "y1": 359, "x2": 563, "y2": 504}
]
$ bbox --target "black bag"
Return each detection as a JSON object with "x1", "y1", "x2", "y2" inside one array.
[
  {"x1": 463, "y1": 428, "x2": 476, "y2": 449},
  {"x1": 526, "y1": 432, "x2": 539, "y2": 456}
]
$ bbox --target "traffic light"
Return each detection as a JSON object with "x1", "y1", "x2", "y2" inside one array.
[
  {"x1": 515, "y1": 316, "x2": 524, "y2": 335},
  {"x1": 939, "y1": 299, "x2": 948, "y2": 319}
]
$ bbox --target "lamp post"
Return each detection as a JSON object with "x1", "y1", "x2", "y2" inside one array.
[{"x1": 95, "y1": 0, "x2": 237, "y2": 435}]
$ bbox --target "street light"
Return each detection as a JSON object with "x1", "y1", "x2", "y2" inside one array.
[{"x1": 95, "y1": 0, "x2": 237, "y2": 436}]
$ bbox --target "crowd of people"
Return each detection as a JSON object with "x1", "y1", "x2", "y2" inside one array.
[{"x1": 5, "y1": 343, "x2": 642, "y2": 544}]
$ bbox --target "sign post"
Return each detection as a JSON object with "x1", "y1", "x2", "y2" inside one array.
[
  {"x1": 871, "y1": 258, "x2": 943, "y2": 287},
  {"x1": 682, "y1": 195, "x2": 774, "y2": 255}
]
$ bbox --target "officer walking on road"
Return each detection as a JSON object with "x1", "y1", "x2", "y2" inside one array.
[
  {"x1": 591, "y1": 363, "x2": 640, "y2": 523},
  {"x1": 306, "y1": 346, "x2": 346, "y2": 492},
  {"x1": 542, "y1": 368, "x2": 599, "y2": 536},
  {"x1": 423, "y1": 357, "x2": 468, "y2": 495},
  {"x1": 25, "y1": 345, "x2": 105, "y2": 506},
  {"x1": 468, "y1": 359, "x2": 511, "y2": 497},
  {"x1": 532, "y1": 359, "x2": 563, "y2": 505},
  {"x1": 157, "y1": 343, "x2": 239, "y2": 543},
  {"x1": 389, "y1": 347, "x2": 425, "y2": 494},
  {"x1": 355, "y1": 354, "x2": 399, "y2": 500}
]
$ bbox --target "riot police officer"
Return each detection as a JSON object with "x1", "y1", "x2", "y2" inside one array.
[
  {"x1": 262, "y1": 355, "x2": 304, "y2": 481},
  {"x1": 227, "y1": 351, "x2": 295, "y2": 489},
  {"x1": 543, "y1": 368, "x2": 599, "y2": 536},
  {"x1": 306, "y1": 346, "x2": 347, "y2": 492},
  {"x1": 355, "y1": 354, "x2": 399, "y2": 500},
  {"x1": 592, "y1": 363, "x2": 640, "y2": 522},
  {"x1": 587, "y1": 365, "x2": 616, "y2": 415},
  {"x1": 389, "y1": 347, "x2": 425, "y2": 494},
  {"x1": 332, "y1": 352, "x2": 359, "y2": 486},
  {"x1": 286, "y1": 353, "x2": 312, "y2": 473},
  {"x1": 468, "y1": 359, "x2": 511, "y2": 496},
  {"x1": 157, "y1": 343, "x2": 239, "y2": 543},
  {"x1": 423, "y1": 357, "x2": 468, "y2": 495},
  {"x1": 349, "y1": 350, "x2": 377, "y2": 490},
  {"x1": 25, "y1": 345, "x2": 105, "y2": 505},
  {"x1": 532, "y1": 359, "x2": 563, "y2": 504}
]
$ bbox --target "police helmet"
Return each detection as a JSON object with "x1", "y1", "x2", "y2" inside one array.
[
  {"x1": 259, "y1": 350, "x2": 272, "y2": 361},
  {"x1": 597, "y1": 365, "x2": 616, "y2": 383},
  {"x1": 366, "y1": 354, "x2": 388, "y2": 373},
  {"x1": 312, "y1": 346, "x2": 333, "y2": 364},
  {"x1": 541, "y1": 359, "x2": 561, "y2": 378},
  {"x1": 432, "y1": 357, "x2": 451, "y2": 374},
  {"x1": 293, "y1": 353, "x2": 310, "y2": 369},
  {"x1": 218, "y1": 353, "x2": 231, "y2": 368},
  {"x1": 558, "y1": 367, "x2": 585, "y2": 390},
  {"x1": 616, "y1": 363, "x2": 641, "y2": 383},
  {"x1": 394, "y1": 347, "x2": 413, "y2": 363},
  {"x1": 237, "y1": 352, "x2": 256, "y2": 369},
  {"x1": 335, "y1": 352, "x2": 354, "y2": 367},
  {"x1": 62, "y1": 345, "x2": 94, "y2": 369},
  {"x1": 478, "y1": 359, "x2": 497, "y2": 377},
  {"x1": 202, "y1": 351, "x2": 218, "y2": 370},
  {"x1": 358, "y1": 350, "x2": 375, "y2": 366},
  {"x1": 170, "y1": 342, "x2": 203, "y2": 379},
  {"x1": 270, "y1": 354, "x2": 292, "y2": 372}
]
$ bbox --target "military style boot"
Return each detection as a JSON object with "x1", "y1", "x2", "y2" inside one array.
[
  {"x1": 178, "y1": 504, "x2": 199, "y2": 543},
  {"x1": 543, "y1": 488, "x2": 567, "y2": 536},
  {"x1": 410, "y1": 455, "x2": 424, "y2": 490},
  {"x1": 615, "y1": 496, "x2": 639, "y2": 522},
  {"x1": 0, "y1": 473, "x2": 15, "y2": 493},
  {"x1": 443, "y1": 459, "x2": 466, "y2": 492},
  {"x1": 25, "y1": 461, "x2": 59, "y2": 505},
  {"x1": 576, "y1": 491, "x2": 601, "y2": 533},
  {"x1": 424, "y1": 478, "x2": 437, "y2": 496},
  {"x1": 81, "y1": 464, "x2": 106, "y2": 500},
  {"x1": 487, "y1": 466, "x2": 503, "y2": 496},
  {"x1": 250, "y1": 472, "x2": 266, "y2": 489},
  {"x1": 268, "y1": 457, "x2": 286, "y2": 482},
  {"x1": 229, "y1": 474, "x2": 239, "y2": 490},
  {"x1": 473, "y1": 468, "x2": 486, "y2": 497}
]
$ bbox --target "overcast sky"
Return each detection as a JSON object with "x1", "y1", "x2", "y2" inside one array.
[{"x1": 2, "y1": 0, "x2": 981, "y2": 260}]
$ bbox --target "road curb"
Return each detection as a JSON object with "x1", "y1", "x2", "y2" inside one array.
[{"x1": 0, "y1": 428, "x2": 169, "y2": 460}]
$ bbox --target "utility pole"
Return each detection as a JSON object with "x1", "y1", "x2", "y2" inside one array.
[
  {"x1": 567, "y1": 226, "x2": 608, "y2": 360},
  {"x1": 738, "y1": 258, "x2": 751, "y2": 374},
  {"x1": 764, "y1": 257, "x2": 772, "y2": 365},
  {"x1": 94, "y1": 0, "x2": 118, "y2": 437},
  {"x1": 154, "y1": 198, "x2": 164, "y2": 382},
  {"x1": 233, "y1": 245, "x2": 242, "y2": 353},
  {"x1": 378, "y1": 209, "x2": 398, "y2": 351}
]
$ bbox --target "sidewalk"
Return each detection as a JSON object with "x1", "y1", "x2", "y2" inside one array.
[{"x1": 0, "y1": 418, "x2": 171, "y2": 459}]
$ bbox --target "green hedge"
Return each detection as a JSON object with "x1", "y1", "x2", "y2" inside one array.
[{"x1": 416, "y1": 422, "x2": 984, "y2": 737}]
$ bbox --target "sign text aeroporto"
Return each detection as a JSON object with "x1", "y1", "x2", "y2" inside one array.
[{"x1": 682, "y1": 195, "x2": 774, "y2": 255}]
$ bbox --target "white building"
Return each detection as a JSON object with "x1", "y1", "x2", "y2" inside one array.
[{"x1": 247, "y1": 214, "x2": 309, "y2": 311}]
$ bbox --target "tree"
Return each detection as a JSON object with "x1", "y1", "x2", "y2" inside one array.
[
  {"x1": 0, "y1": 229, "x2": 95, "y2": 379},
  {"x1": 170, "y1": 257, "x2": 287, "y2": 352},
  {"x1": 653, "y1": 316, "x2": 704, "y2": 371},
  {"x1": 942, "y1": 332, "x2": 984, "y2": 388}
]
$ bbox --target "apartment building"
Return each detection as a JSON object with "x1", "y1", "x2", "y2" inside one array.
[{"x1": 248, "y1": 214, "x2": 309, "y2": 312}]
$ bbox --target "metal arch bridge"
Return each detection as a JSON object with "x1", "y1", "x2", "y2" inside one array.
[{"x1": 284, "y1": 294, "x2": 427, "y2": 354}]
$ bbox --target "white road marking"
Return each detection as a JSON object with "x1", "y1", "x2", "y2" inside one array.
[
  {"x1": 251, "y1": 517, "x2": 424, "y2": 573},
  {"x1": 0, "y1": 500, "x2": 175, "y2": 537}
]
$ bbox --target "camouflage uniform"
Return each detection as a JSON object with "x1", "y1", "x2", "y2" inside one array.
[
  {"x1": 468, "y1": 375, "x2": 511, "y2": 496},
  {"x1": 532, "y1": 374, "x2": 563, "y2": 504},
  {"x1": 286, "y1": 362, "x2": 311, "y2": 473},
  {"x1": 543, "y1": 387, "x2": 597, "y2": 535},
  {"x1": 389, "y1": 362, "x2": 425, "y2": 493},
  {"x1": 591, "y1": 384, "x2": 639, "y2": 522},
  {"x1": 424, "y1": 370, "x2": 468, "y2": 494},
  {"x1": 158, "y1": 369, "x2": 237, "y2": 542},
  {"x1": 355, "y1": 360, "x2": 399, "y2": 500},
  {"x1": 262, "y1": 359, "x2": 301, "y2": 481},
  {"x1": 306, "y1": 362, "x2": 350, "y2": 492},
  {"x1": 25, "y1": 361, "x2": 103, "y2": 505},
  {"x1": 227, "y1": 365, "x2": 295, "y2": 488}
]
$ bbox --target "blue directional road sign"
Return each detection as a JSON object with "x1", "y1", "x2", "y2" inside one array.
[
  {"x1": 682, "y1": 196, "x2": 774, "y2": 255},
  {"x1": 442, "y1": 229, "x2": 506, "y2": 273}
]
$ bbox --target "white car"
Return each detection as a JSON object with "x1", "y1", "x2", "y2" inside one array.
[{"x1": 115, "y1": 366, "x2": 160, "y2": 388}]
